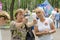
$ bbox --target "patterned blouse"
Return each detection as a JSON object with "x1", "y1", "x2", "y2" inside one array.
[{"x1": 10, "y1": 21, "x2": 27, "y2": 40}]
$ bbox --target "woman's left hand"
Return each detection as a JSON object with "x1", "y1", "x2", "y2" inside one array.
[{"x1": 44, "y1": 28, "x2": 50, "y2": 34}]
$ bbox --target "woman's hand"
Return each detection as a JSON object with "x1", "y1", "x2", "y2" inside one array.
[
  {"x1": 43, "y1": 28, "x2": 50, "y2": 35},
  {"x1": 33, "y1": 19, "x2": 37, "y2": 24},
  {"x1": 34, "y1": 26, "x2": 50, "y2": 36}
]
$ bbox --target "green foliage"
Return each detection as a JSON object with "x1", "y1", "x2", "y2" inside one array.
[
  {"x1": 1, "y1": 0, "x2": 11, "y2": 11},
  {"x1": 1, "y1": 0, "x2": 60, "y2": 11},
  {"x1": 1, "y1": 0, "x2": 60, "y2": 20}
]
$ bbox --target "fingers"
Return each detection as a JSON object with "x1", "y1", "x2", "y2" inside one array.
[
  {"x1": 44, "y1": 28, "x2": 51, "y2": 34},
  {"x1": 33, "y1": 19, "x2": 37, "y2": 24}
]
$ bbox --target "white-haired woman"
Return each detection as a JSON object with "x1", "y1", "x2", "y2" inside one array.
[{"x1": 34, "y1": 7, "x2": 56, "y2": 40}]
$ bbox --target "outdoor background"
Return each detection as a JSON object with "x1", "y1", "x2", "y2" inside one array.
[
  {"x1": 0, "y1": 0, "x2": 60, "y2": 20},
  {"x1": 0, "y1": 0, "x2": 60, "y2": 40}
]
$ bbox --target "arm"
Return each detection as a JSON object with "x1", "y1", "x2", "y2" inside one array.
[
  {"x1": 26, "y1": 22, "x2": 34, "y2": 27},
  {"x1": 34, "y1": 26, "x2": 49, "y2": 36},
  {"x1": 10, "y1": 21, "x2": 17, "y2": 37},
  {"x1": 10, "y1": 21, "x2": 15, "y2": 30},
  {"x1": 26, "y1": 19, "x2": 37, "y2": 27},
  {"x1": 23, "y1": 17, "x2": 37, "y2": 27},
  {"x1": 49, "y1": 22, "x2": 56, "y2": 34}
]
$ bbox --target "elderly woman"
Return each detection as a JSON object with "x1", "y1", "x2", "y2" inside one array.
[
  {"x1": 0, "y1": 11, "x2": 10, "y2": 40},
  {"x1": 10, "y1": 8, "x2": 36, "y2": 40},
  {"x1": 34, "y1": 7, "x2": 56, "y2": 40}
]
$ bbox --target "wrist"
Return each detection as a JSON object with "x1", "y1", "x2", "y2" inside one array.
[{"x1": 48, "y1": 31, "x2": 51, "y2": 34}]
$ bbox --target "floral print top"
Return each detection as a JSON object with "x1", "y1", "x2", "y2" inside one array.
[{"x1": 10, "y1": 21, "x2": 27, "y2": 40}]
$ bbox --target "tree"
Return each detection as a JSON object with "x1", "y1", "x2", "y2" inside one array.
[
  {"x1": 10, "y1": 0, "x2": 15, "y2": 20},
  {"x1": 18, "y1": 0, "x2": 20, "y2": 8}
]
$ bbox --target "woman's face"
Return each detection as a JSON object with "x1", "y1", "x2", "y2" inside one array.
[
  {"x1": 16, "y1": 11, "x2": 24, "y2": 22},
  {"x1": 36, "y1": 9, "x2": 44, "y2": 18},
  {"x1": 0, "y1": 17, "x2": 4, "y2": 21},
  {"x1": 0, "y1": 16, "x2": 7, "y2": 23}
]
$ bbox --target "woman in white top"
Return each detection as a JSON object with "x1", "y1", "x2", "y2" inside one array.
[{"x1": 34, "y1": 7, "x2": 56, "y2": 40}]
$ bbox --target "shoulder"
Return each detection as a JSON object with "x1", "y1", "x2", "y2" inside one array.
[
  {"x1": 10, "y1": 21, "x2": 16, "y2": 30},
  {"x1": 10, "y1": 21, "x2": 16, "y2": 27},
  {"x1": 10, "y1": 21, "x2": 15, "y2": 24},
  {"x1": 46, "y1": 18, "x2": 53, "y2": 23}
]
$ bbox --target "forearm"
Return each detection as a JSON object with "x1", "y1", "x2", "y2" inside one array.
[
  {"x1": 49, "y1": 29, "x2": 56, "y2": 34},
  {"x1": 26, "y1": 22, "x2": 34, "y2": 27},
  {"x1": 36, "y1": 31, "x2": 48, "y2": 36},
  {"x1": 32, "y1": 30, "x2": 36, "y2": 37},
  {"x1": 36, "y1": 32, "x2": 44, "y2": 36}
]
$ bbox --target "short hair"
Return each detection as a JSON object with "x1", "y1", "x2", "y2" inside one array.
[
  {"x1": 0, "y1": 11, "x2": 10, "y2": 20},
  {"x1": 15, "y1": 8, "x2": 24, "y2": 19}
]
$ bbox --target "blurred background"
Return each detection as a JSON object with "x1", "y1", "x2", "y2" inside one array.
[
  {"x1": 0, "y1": 0, "x2": 60, "y2": 20},
  {"x1": 0, "y1": 0, "x2": 60, "y2": 40}
]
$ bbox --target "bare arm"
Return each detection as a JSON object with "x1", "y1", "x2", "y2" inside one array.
[
  {"x1": 49, "y1": 22, "x2": 56, "y2": 34},
  {"x1": 34, "y1": 26, "x2": 49, "y2": 36},
  {"x1": 26, "y1": 22, "x2": 34, "y2": 27}
]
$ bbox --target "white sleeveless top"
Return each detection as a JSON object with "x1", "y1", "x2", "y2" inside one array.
[{"x1": 37, "y1": 18, "x2": 53, "y2": 40}]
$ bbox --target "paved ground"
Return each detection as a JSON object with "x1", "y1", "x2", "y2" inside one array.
[
  {"x1": 53, "y1": 28, "x2": 60, "y2": 40},
  {"x1": 0, "y1": 28, "x2": 60, "y2": 40}
]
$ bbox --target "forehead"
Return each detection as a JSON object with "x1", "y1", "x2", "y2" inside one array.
[
  {"x1": 35, "y1": 8, "x2": 45, "y2": 14},
  {"x1": 18, "y1": 12, "x2": 24, "y2": 15},
  {"x1": 35, "y1": 8, "x2": 42, "y2": 12},
  {"x1": 17, "y1": 10, "x2": 24, "y2": 14}
]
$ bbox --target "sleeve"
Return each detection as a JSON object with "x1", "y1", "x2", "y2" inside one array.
[
  {"x1": 10, "y1": 21, "x2": 16, "y2": 30},
  {"x1": 48, "y1": 18, "x2": 53, "y2": 24}
]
